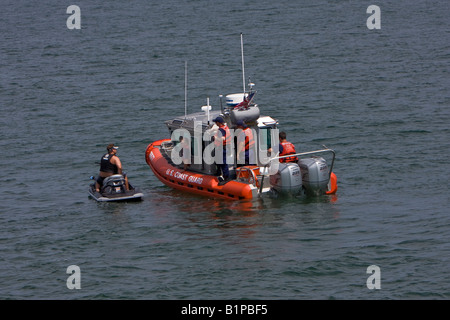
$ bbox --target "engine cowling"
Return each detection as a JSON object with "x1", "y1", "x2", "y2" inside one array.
[
  {"x1": 269, "y1": 163, "x2": 302, "y2": 194},
  {"x1": 299, "y1": 157, "x2": 330, "y2": 195}
]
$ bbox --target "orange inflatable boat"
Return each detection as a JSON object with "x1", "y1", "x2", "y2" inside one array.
[{"x1": 145, "y1": 36, "x2": 337, "y2": 200}]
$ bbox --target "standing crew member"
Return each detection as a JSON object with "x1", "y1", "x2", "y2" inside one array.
[
  {"x1": 212, "y1": 116, "x2": 231, "y2": 184},
  {"x1": 236, "y1": 120, "x2": 255, "y2": 165},
  {"x1": 179, "y1": 136, "x2": 190, "y2": 170},
  {"x1": 279, "y1": 131, "x2": 298, "y2": 163},
  {"x1": 95, "y1": 144, "x2": 129, "y2": 192}
]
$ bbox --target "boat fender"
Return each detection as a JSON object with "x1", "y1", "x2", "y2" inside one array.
[{"x1": 325, "y1": 172, "x2": 338, "y2": 195}]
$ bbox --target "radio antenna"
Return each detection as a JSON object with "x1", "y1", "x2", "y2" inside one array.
[
  {"x1": 240, "y1": 33, "x2": 245, "y2": 93},
  {"x1": 184, "y1": 60, "x2": 188, "y2": 119}
]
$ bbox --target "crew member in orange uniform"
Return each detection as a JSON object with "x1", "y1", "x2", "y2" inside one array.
[
  {"x1": 279, "y1": 131, "x2": 299, "y2": 163},
  {"x1": 236, "y1": 120, "x2": 255, "y2": 165}
]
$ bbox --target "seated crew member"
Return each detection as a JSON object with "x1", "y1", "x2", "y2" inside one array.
[
  {"x1": 278, "y1": 131, "x2": 298, "y2": 163},
  {"x1": 95, "y1": 144, "x2": 129, "y2": 192},
  {"x1": 236, "y1": 120, "x2": 255, "y2": 166}
]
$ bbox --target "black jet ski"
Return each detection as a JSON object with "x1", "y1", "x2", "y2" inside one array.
[{"x1": 88, "y1": 174, "x2": 143, "y2": 202}]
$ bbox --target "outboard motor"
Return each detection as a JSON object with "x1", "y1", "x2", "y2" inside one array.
[
  {"x1": 299, "y1": 157, "x2": 329, "y2": 195},
  {"x1": 102, "y1": 174, "x2": 127, "y2": 194},
  {"x1": 269, "y1": 163, "x2": 302, "y2": 194}
]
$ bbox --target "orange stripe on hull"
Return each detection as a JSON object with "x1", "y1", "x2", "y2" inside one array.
[{"x1": 145, "y1": 140, "x2": 254, "y2": 200}]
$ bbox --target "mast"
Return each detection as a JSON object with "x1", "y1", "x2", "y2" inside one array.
[
  {"x1": 206, "y1": 97, "x2": 210, "y2": 125},
  {"x1": 184, "y1": 60, "x2": 188, "y2": 119},
  {"x1": 240, "y1": 33, "x2": 245, "y2": 93}
]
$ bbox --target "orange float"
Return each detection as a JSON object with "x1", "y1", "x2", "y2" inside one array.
[
  {"x1": 146, "y1": 139, "x2": 257, "y2": 200},
  {"x1": 326, "y1": 172, "x2": 338, "y2": 195},
  {"x1": 145, "y1": 139, "x2": 338, "y2": 200}
]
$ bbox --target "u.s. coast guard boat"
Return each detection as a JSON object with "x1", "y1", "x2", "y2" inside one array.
[
  {"x1": 145, "y1": 86, "x2": 337, "y2": 200},
  {"x1": 145, "y1": 36, "x2": 337, "y2": 200}
]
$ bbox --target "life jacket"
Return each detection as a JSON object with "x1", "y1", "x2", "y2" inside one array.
[
  {"x1": 243, "y1": 127, "x2": 255, "y2": 151},
  {"x1": 215, "y1": 124, "x2": 232, "y2": 147},
  {"x1": 280, "y1": 141, "x2": 298, "y2": 163},
  {"x1": 100, "y1": 153, "x2": 118, "y2": 173}
]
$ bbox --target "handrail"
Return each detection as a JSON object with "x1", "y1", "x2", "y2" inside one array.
[{"x1": 258, "y1": 146, "x2": 336, "y2": 195}]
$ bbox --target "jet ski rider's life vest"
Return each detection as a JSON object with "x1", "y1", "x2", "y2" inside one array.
[
  {"x1": 279, "y1": 141, "x2": 298, "y2": 163},
  {"x1": 100, "y1": 153, "x2": 118, "y2": 173}
]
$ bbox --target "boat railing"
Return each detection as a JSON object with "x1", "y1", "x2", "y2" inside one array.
[
  {"x1": 259, "y1": 146, "x2": 336, "y2": 194},
  {"x1": 236, "y1": 166, "x2": 258, "y2": 186}
]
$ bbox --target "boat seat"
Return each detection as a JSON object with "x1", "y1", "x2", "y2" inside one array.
[
  {"x1": 236, "y1": 166, "x2": 260, "y2": 187},
  {"x1": 103, "y1": 174, "x2": 125, "y2": 186}
]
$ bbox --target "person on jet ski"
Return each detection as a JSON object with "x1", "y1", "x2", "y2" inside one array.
[{"x1": 95, "y1": 144, "x2": 129, "y2": 192}]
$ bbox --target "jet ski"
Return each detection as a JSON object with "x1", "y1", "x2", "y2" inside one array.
[{"x1": 88, "y1": 174, "x2": 143, "y2": 202}]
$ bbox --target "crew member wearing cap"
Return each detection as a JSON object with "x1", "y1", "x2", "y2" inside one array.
[
  {"x1": 212, "y1": 116, "x2": 231, "y2": 183},
  {"x1": 236, "y1": 120, "x2": 255, "y2": 165},
  {"x1": 95, "y1": 144, "x2": 129, "y2": 192}
]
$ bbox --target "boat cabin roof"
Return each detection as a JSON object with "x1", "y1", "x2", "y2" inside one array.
[
  {"x1": 165, "y1": 110, "x2": 222, "y2": 132},
  {"x1": 165, "y1": 110, "x2": 278, "y2": 134}
]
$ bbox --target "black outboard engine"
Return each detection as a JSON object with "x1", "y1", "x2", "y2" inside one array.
[{"x1": 102, "y1": 174, "x2": 127, "y2": 194}]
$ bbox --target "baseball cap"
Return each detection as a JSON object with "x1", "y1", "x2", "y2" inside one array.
[{"x1": 212, "y1": 116, "x2": 224, "y2": 124}]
